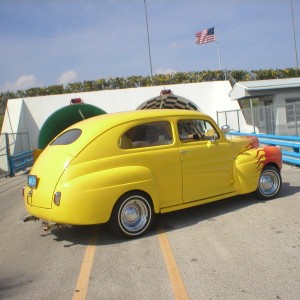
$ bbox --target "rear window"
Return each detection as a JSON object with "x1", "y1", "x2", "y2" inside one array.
[{"x1": 51, "y1": 129, "x2": 82, "y2": 145}]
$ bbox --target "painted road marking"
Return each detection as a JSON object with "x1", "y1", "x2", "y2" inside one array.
[
  {"x1": 72, "y1": 231, "x2": 97, "y2": 300},
  {"x1": 72, "y1": 229, "x2": 189, "y2": 300},
  {"x1": 157, "y1": 229, "x2": 189, "y2": 300}
]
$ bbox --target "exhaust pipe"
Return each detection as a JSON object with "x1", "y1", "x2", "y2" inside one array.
[
  {"x1": 42, "y1": 221, "x2": 62, "y2": 232},
  {"x1": 23, "y1": 216, "x2": 64, "y2": 232},
  {"x1": 23, "y1": 215, "x2": 39, "y2": 222}
]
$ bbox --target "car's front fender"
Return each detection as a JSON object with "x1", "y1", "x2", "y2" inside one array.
[
  {"x1": 232, "y1": 146, "x2": 282, "y2": 194},
  {"x1": 233, "y1": 148, "x2": 265, "y2": 194}
]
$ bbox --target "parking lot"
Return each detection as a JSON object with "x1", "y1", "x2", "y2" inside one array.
[{"x1": 0, "y1": 164, "x2": 299, "y2": 300}]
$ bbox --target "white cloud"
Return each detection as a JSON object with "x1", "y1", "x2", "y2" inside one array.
[
  {"x1": 1, "y1": 75, "x2": 38, "y2": 92},
  {"x1": 155, "y1": 68, "x2": 177, "y2": 75},
  {"x1": 171, "y1": 42, "x2": 180, "y2": 49},
  {"x1": 58, "y1": 70, "x2": 78, "y2": 85}
]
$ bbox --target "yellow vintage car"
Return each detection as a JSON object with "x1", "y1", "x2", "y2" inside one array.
[{"x1": 23, "y1": 109, "x2": 282, "y2": 238}]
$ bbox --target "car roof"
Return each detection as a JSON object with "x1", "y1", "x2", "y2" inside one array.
[
  {"x1": 50, "y1": 109, "x2": 210, "y2": 154},
  {"x1": 70, "y1": 109, "x2": 208, "y2": 132}
]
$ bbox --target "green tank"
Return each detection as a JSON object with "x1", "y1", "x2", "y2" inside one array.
[{"x1": 38, "y1": 100, "x2": 106, "y2": 149}]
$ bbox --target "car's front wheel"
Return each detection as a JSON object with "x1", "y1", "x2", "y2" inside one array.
[
  {"x1": 255, "y1": 165, "x2": 282, "y2": 200},
  {"x1": 109, "y1": 192, "x2": 153, "y2": 238}
]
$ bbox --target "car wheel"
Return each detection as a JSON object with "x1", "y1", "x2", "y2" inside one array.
[
  {"x1": 109, "y1": 192, "x2": 153, "y2": 238},
  {"x1": 255, "y1": 165, "x2": 282, "y2": 200}
]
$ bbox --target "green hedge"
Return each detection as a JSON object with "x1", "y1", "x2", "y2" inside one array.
[{"x1": 1, "y1": 68, "x2": 300, "y2": 100}]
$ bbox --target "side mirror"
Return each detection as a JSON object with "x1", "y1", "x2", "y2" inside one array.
[{"x1": 221, "y1": 125, "x2": 230, "y2": 134}]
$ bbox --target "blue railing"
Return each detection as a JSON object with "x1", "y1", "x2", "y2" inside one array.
[
  {"x1": 8, "y1": 150, "x2": 34, "y2": 177},
  {"x1": 228, "y1": 132, "x2": 300, "y2": 166}
]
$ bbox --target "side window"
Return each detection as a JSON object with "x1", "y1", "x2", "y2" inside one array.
[
  {"x1": 119, "y1": 121, "x2": 173, "y2": 149},
  {"x1": 177, "y1": 119, "x2": 219, "y2": 143}
]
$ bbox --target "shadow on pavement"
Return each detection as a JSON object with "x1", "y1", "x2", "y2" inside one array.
[{"x1": 47, "y1": 182, "x2": 295, "y2": 247}]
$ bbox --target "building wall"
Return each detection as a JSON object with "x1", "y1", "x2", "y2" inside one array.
[{"x1": 256, "y1": 90, "x2": 300, "y2": 135}]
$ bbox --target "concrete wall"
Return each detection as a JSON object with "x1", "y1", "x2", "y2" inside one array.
[{"x1": 0, "y1": 81, "x2": 242, "y2": 172}]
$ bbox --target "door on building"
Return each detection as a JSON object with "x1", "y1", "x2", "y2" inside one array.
[{"x1": 264, "y1": 100, "x2": 275, "y2": 134}]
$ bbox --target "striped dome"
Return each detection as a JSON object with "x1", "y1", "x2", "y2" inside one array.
[{"x1": 137, "y1": 90, "x2": 200, "y2": 111}]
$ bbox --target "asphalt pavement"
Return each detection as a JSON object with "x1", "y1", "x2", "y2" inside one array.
[{"x1": 0, "y1": 164, "x2": 299, "y2": 300}]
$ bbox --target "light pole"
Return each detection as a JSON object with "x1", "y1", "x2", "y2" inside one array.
[
  {"x1": 290, "y1": 0, "x2": 299, "y2": 69},
  {"x1": 143, "y1": 0, "x2": 153, "y2": 79}
]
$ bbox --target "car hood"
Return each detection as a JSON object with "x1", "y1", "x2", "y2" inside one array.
[{"x1": 229, "y1": 135, "x2": 260, "y2": 155}]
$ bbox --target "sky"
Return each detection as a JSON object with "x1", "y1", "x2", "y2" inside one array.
[{"x1": 0, "y1": 0, "x2": 299, "y2": 92}]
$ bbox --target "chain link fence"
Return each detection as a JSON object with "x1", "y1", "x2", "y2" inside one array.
[{"x1": 217, "y1": 102, "x2": 300, "y2": 136}]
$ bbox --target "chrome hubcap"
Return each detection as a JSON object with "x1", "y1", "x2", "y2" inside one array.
[
  {"x1": 120, "y1": 198, "x2": 150, "y2": 234},
  {"x1": 259, "y1": 170, "x2": 280, "y2": 196},
  {"x1": 123, "y1": 206, "x2": 139, "y2": 223}
]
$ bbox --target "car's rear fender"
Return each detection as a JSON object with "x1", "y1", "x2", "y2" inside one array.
[{"x1": 57, "y1": 165, "x2": 160, "y2": 219}]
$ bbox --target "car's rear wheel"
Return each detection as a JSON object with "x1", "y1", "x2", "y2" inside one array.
[
  {"x1": 255, "y1": 165, "x2": 282, "y2": 200},
  {"x1": 109, "y1": 192, "x2": 153, "y2": 238}
]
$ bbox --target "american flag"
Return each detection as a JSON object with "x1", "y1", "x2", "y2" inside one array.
[{"x1": 195, "y1": 27, "x2": 215, "y2": 44}]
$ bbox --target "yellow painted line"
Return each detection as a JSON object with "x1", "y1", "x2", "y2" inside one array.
[
  {"x1": 157, "y1": 229, "x2": 189, "y2": 300},
  {"x1": 72, "y1": 231, "x2": 98, "y2": 300}
]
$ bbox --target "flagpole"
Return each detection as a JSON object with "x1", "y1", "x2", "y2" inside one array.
[
  {"x1": 290, "y1": 0, "x2": 299, "y2": 69},
  {"x1": 216, "y1": 41, "x2": 222, "y2": 71},
  {"x1": 195, "y1": 26, "x2": 225, "y2": 79},
  {"x1": 214, "y1": 26, "x2": 225, "y2": 79}
]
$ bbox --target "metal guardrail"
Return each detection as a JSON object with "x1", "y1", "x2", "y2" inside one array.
[
  {"x1": 8, "y1": 150, "x2": 34, "y2": 177},
  {"x1": 1, "y1": 132, "x2": 31, "y2": 177},
  {"x1": 228, "y1": 132, "x2": 300, "y2": 166}
]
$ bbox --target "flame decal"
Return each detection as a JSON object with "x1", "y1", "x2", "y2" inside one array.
[
  {"x1": 255, "y1": 149, "x2": 266, "y2": 171},
  {"x1": 262, "y1": 146, "x2": 282, "y2": 168},
  {"x1": 254, "y1": 146, "x2": 282, "y2": 172},
  {"x1": 245, "y1": 136, "x2": 259, "y2": 150}
]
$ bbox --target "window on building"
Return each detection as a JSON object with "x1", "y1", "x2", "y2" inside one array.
[{"x1": 286, "y1": 99, "x2": 300, "y2": 123}]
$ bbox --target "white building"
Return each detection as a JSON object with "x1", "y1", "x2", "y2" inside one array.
[{"x1": 229, "y1": 77, "x2": 300, "y2": 135}]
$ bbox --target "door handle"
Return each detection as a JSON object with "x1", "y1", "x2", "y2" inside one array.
[{"x1": 180, "y1": 150, "x2": 190, "y2": 154}]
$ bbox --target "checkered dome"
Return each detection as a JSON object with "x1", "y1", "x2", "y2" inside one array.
[{"x1": 137, "y1": 94, "x2": 200, "y2": 111}]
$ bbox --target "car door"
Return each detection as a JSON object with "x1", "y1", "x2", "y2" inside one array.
[
  {"x1": 119, "y1": 120, "x2": 183, "y2": 208},
  {"x1": 177, "y1": 118, "x2": 235, "y2": 203}
]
